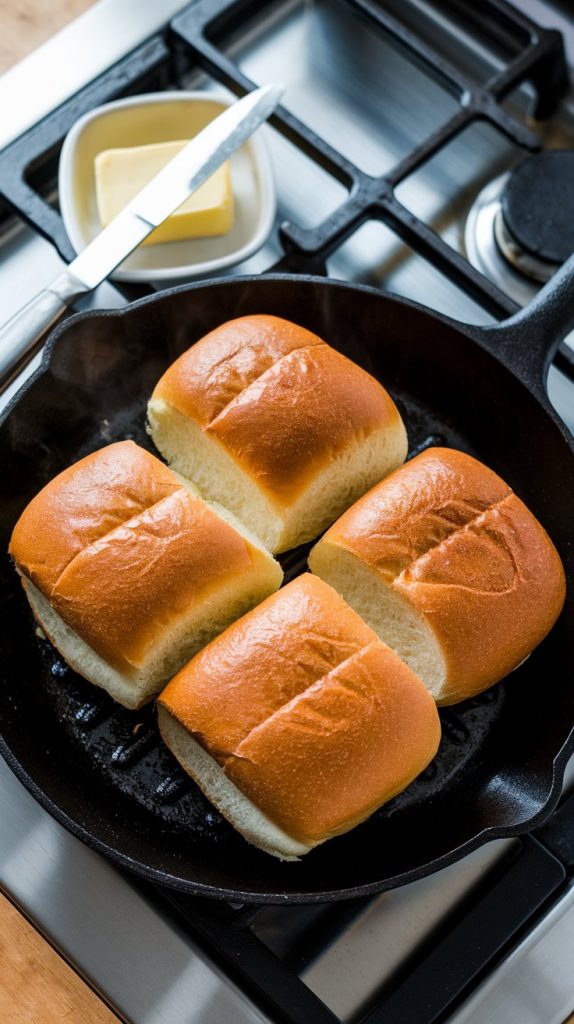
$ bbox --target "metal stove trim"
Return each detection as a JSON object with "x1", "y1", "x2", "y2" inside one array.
[
  {"x1": 0, "y1": 0, "x2": 191, "y2": 151},
  {"x1": 449, "y1": 881, "x2": 574, "y2": 1024}
]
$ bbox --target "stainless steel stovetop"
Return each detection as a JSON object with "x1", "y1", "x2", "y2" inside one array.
[{"x1": 1, "y1": 3, "x2": 574, "y2": 1023}]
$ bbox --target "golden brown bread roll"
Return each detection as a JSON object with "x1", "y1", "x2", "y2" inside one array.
[
  {"x1": 309, "y1": 447, "x2": 566, "y2": 704},
  {"x1": 158, "y1": 574, "x2": 441, "y2": 859},
  {"x1": 9, "y1": 441, "x2": 282, "y2": 708},
  {"x1": 147, "y1": 314, "x2": 408, "y2": 552}
]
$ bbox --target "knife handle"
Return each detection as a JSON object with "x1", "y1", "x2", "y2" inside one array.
[{"x1": 0, "y1": 286, "x2": 70, "y2": 392}]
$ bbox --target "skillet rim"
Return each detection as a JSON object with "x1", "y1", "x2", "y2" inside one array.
[
  {"x1": 2, "y1": 272, "x2": 573, "y2": 446},
  {"x1": 0, "y1": 731, "x2": 571, "y2": 904},
  {"x1": 1, "y1": 272, "x2": 573, "y2": 903}
]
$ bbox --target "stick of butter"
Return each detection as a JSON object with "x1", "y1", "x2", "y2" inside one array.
[{"x1": 94, "y1": 139, "x2": 234, "y2": 246}]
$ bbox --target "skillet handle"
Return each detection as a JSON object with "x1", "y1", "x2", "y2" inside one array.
[{"x1": 467, "y1": 251, "x2": 574, "y2": 396}]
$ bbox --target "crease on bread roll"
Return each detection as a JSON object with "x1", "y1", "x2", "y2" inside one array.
[
  {"x1": 156, "y1": 707, "x2": 310, "y2": 860},
  {"x1": 158, "y1": 574, "x2": 441, "y2": 859},
  {"x1": 147, "y1": 314, "x2": 408, "y2": 552},
  {"x1": 9, "y1": 441, "x2": 282, "y2": 709},
  {"x1": 309, "y1": 447, "x2": 566, "y2": 705}
]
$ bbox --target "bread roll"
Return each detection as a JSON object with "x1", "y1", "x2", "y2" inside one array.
[
  {"x1": 147, "y1": 315, "x2": 408, "y2": 553},
  {"x1": 158, "y1": 574, "x2": 441, "y2": 859},
  {"x1": 309, "y1": 448, "x2": 566, "y2": 705},
  {"x1": 9, "y1": 441, "x2": 282, "y2": 709}
]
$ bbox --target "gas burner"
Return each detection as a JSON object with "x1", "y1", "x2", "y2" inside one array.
[
  {"x1": 465, "y1": 150, "x2": 574, "y2": 305},
  {"x1": 498, "y1": 151, "x2": 574, "y2": 281}
]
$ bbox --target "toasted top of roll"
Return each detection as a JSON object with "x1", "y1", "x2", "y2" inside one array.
[
  {"x1": 9, "y1": 441, "x2": 278, "y2": 676},
  {"x1": 151, "y1": 314, "x2": 404, "y2": 505},
  {"x1": 10, "y1": 441, "x2": 182, "y2": 598},
  {"x1": 311, "y1": 448, "x2": 566, "y2": 703},
  {"x1": 159, "y1": 574, "x2": 441, "y2": 851}
]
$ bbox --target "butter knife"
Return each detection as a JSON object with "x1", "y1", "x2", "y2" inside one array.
[{"x1": 0, "y1": 83, "x2": 283, "y2": 389}]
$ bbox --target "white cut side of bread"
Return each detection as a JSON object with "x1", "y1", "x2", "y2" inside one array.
[
  {"x1": 308, "y1": 542, "x2": 446, "y2": 701},
  {"x1": 157, "y1": 705, "x2": 311, "y2": 860},
  {"x1": 148, "y1": 397, "x2": 407, "y2": 553},
  {"x1": 25, "y1": 579, "x2": 158, "y2": 709},
  {"x1": 24, "y1": 562, "x2": 281, "y2": 709}
]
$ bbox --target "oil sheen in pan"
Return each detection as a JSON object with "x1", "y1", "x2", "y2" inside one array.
[
  {"x1": 38, "y1": 641, "x2": 504, "y2": 844},
  {"x1": 21, "y1": 382, "x2": 505, "y2": 850}
]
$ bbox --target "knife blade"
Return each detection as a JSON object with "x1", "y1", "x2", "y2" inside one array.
[{"x1": 0, "y1": 83, "x2": 283, "y2": 389}]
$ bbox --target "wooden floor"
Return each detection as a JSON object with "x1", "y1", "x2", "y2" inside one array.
[
  {"x1": 0, "y1": 892, "x2": 120, "y2": 1024},
  {"x1": 0, "y1": 0, "x2": 97, "y2": 75}
]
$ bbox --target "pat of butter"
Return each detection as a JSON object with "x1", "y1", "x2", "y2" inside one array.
[{"x1": 94, "y1": 139, "x2": 234, "y2": 246}]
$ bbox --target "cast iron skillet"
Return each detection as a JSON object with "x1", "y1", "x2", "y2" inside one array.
[{"x1": 1, "y1": 259, "x2": 573, "y2": 904}]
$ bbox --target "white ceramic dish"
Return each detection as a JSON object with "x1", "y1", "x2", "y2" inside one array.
[{"x1": 58, "y1": 91, "x2": 276, "y2": 283}]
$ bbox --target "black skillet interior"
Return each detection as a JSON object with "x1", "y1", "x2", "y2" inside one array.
[{"x1": 0, "y1": 275, "x2": 573, "y2": 903}]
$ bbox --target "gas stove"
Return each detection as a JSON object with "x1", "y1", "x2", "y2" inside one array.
[{"x1": 1, "y1": 3, "x2": 574, "y2": 1023}]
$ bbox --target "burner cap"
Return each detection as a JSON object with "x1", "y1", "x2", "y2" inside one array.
[{"x1": 500, "y1": 150, "x2": 574, "y2": 267}]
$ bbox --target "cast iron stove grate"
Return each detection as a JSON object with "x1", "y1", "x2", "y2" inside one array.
[
  {"x1": 2, "y1": 3, "x2": 574, "y2": 1023},
  {"x1": 0, "y1": 0, "x2": 573, "y2": 390}
]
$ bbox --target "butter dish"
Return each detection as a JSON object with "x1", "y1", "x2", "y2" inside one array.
[{"x1": 59, "y1": 91, "x2": 276, "y2": 283}]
